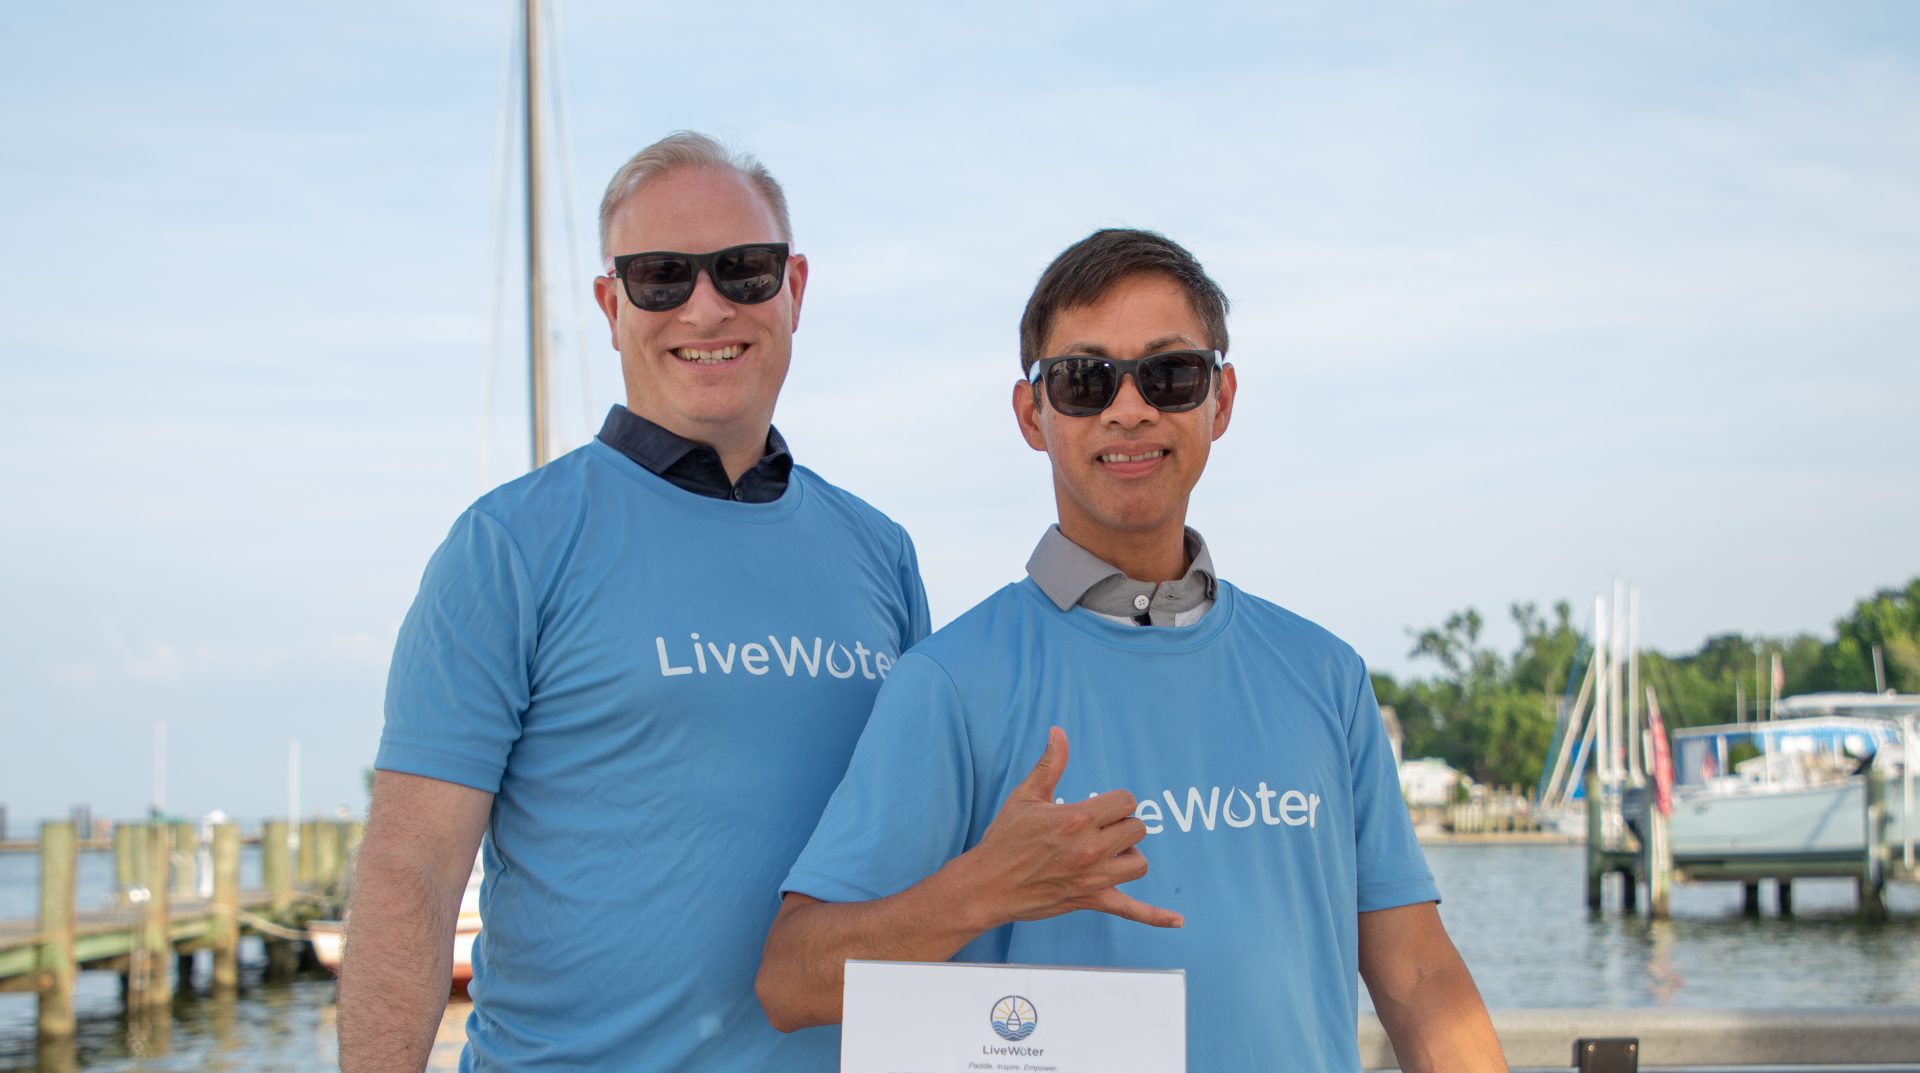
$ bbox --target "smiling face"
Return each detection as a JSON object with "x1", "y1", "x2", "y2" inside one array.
[
  {"x1": 1012, "y1": 272, "x2": 1236, "y2": 577},
  {"x1": 592, "y1": 165, "x2": 808, "y2": 467}
]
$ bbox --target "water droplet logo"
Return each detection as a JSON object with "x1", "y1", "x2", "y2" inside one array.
[{"x1": 990, "y1": 995, "x2": 1037, "y2": 1041}]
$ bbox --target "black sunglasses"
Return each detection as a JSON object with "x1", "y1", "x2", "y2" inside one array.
[
  {"x1": 1028, "y1": 349, "x2": 1223, "y2": 417},
  {"x1": 607, "y1": 242, "x2": 790, "y2": 312}
]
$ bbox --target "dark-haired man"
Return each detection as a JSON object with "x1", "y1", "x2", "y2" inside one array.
[
  {"x1": 340, "y1": 132, "x2": 928, "y2": 1073},
  {"x1": 757, "y1": 230, "x2": 1504, "y2": 1072}
]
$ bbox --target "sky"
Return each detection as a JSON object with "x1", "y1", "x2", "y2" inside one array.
[{"x1": 1, "y1": 1, "x2": 1915, "y2": 827}]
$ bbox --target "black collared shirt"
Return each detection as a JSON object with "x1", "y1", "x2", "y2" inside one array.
[{"x1": 596, "y1": 405, "x2": 793, "y2": 503}]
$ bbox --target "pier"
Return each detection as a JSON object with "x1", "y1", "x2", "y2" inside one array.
[{"x1": 0, "y1": 818, "x2": 358, "y2": 1038}]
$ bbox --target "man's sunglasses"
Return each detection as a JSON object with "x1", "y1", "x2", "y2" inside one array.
[
  {"x1": 1027, "y1": 349, "x2": 1224, "y2": 417},
  {"x1": 606, "y1": 242, "x2": 790, "y2": 312}
]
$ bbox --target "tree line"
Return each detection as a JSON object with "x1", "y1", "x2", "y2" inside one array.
[{"x1": 1371, "y1": 577, "x2": 1920, "y2": 789}]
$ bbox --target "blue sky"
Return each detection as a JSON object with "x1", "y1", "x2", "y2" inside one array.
[{"x1": 2, "y1": 1, "x2": 1915, "y2": 826}]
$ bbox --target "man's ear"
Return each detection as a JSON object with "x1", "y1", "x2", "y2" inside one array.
[
  {"x1": 785, "y1": 252, "x2": 809, "y2": 332},
  {"x1": 593, "y1": 274, "x2": 622, "y2": 349},
  {"x1": 1211, "y1": 363, "x2": 1237, "y2": 442},
  {"x1": 1012, "y1": 378, "x2": 1049, "y2": 452}
]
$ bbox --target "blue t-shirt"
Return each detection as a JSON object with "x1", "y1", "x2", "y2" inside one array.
[
  {"x1": 784, "y1": 579, "x2": 1435, "y2": 1073},
  {"x1": 377, "y1": 440, "x2": 929, "y2": 1072}
]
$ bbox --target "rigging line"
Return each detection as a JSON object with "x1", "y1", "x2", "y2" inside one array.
[
  {"x1": 541, "y1": 0, "x2": 598, "y2": 442},
  {"x1": 480, "y1": 0, "x2": 521, "y2": 490}
]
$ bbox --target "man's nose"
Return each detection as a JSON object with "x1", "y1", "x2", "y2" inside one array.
[
  {"x1": 1103, "y1": 373, "x2": 1159, "y2": 427},
  {"x1": 676, "y1": 270, "x2": 737, "y2": 325}
]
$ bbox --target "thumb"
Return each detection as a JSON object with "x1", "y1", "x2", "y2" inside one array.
[{"x1": 1015, "y1": 726, "x2": 1069, "y2": 801}]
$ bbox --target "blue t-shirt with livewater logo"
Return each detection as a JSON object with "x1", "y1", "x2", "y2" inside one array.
[
  {"x1": 377, "y1": 439, "x2": 928, "y2": 1073},
  {"x1": 784, "y1": 579, "x2": 1436, "y2": 1073}
]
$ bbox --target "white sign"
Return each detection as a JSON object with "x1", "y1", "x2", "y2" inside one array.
[{"x1": 841, "y1": 960, "x2": 1185, "y2": 1073}]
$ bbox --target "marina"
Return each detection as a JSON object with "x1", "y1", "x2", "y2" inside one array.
[
  {"x1": 3, "y1": 840, "x2": 1916, "y2": 1070},
  {"x1": 0, "y1": 820, "x2": 357, "y2": 1043}
]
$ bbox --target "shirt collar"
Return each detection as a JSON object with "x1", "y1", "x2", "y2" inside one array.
[
  {"x1": 595, "y1": 405, "x2": 792, "y2": 502},
  {"x1": 1024, "y1": 525, "x2": 1217, "y2": 622}
]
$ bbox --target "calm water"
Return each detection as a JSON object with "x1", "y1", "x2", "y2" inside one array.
[{"x1": 1, "y1": 843, "x2": 1916, "y2": 1070}]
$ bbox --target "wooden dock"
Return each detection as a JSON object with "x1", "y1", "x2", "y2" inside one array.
[{"x1": 0, "y1": 817, "x2": 360, "y2": 1038}]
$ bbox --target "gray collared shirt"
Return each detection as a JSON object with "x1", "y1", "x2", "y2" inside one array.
[{"x1": 1024, "y1": 525, "x2": 1218, "y2": 627}]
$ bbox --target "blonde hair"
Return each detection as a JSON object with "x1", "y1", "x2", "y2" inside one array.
[{"x1": 597, "y1": 131, "x2": 792, "y2": 257}]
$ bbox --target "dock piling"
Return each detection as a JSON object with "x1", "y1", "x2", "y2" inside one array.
[
  {"x1": 313, "y1": 820, "x2": 340, "y2": 895},
  {"x1": 1646, "y1": 794, "x2": 1671, "y2": 920},
  {"x1": 1862, "y1": 769, "x2": 1890, "y2": 921},
  {"x1": 262, "y1": 820, "x2": 298, "y2": 980},
  {"x1": 171, "y1": 821, "x2": 197, "y2": 899},
  {"x1": 211, "y1": 824, "x2": 240, "y2": 994},
  {"x1": 296, "y1": 820, "x2": 316, "y2": 890},
  {"x1": 36, "y1": 821, "x2": 77, "y2": 1039},
  {"x1": 137, "y1": 823, "x2": 173, "y2": 1006},
  {"x1": 1585, "y1": 773, "x2": 1604, "y2": 910},
  {"x1": 112, "y1": 824, "x2": 136, "y2": 902}
]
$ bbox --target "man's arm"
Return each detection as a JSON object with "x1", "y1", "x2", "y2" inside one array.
[
  {"x1": 338, "y1": 770, "x2": 493, "y2": 1073},
  {"x1": 1358, "y1": 901, "x2": 1507, "y2": 1073},
  {"x1": 756, "y1": 727, "x2": 1181, "y2": 1032}
]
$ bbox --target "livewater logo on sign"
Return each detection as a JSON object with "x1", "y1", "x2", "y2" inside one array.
[{"x1": 990, "y1": 995, "x2": 1037, "y2": 1041}]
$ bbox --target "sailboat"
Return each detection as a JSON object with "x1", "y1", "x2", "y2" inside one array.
[{"x1": 312, "y1": 0, "x2": 561, "y2": 989}]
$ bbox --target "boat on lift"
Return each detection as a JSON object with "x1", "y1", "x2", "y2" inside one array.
[{"x1": 1625, "y1": 693, "x2": 1916, "y2": 875}]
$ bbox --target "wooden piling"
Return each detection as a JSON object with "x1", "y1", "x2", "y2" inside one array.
[
  {"x1": 138, "y1": 823, "x2": 173, "y2": 1006},
  {"x1": 1777, "y1": 879, "x2": 1793, "y2": 917},
  {"x1": 210, "y1": 824, "x2": 240, "y2": 995},
  {"x1": 1862, "y1": 769, "x2": 1890, "y2": 922},
  {"x1": 1584, "y1": 773, "x2": 1603, "y2": 910},
  {"x1": 112, "y1": 823, "x2": 138, "y2": 901},
  {"x1": 296, "y1": 820, "x2": 317, "y2": 891},
  {"x1": 335, "y1": 821, "x2": 358, "y2": 889},
  {"x1": 1742, "y1": 881, "x2": 1761, "y2": 916},
  {"x1": 171, "y1": 821, "x2": 197, "y2": 899},
  {"x1": 262, "y1": 821, "x2": 298, "y2": 980},
  {"x1": 36, "y1": 821, "x2": 77, "y2": 1039},
  {"x1": 313, "y1": 821, "x2": 340, "y2": 895},
  {"x1": 1647, "y1": 793, "x2": 1672, "y2": 919}
]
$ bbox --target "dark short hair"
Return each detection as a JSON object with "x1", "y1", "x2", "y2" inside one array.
[{"x1": 1018, "y1": 229, "x2": 1230, "y2": 373}]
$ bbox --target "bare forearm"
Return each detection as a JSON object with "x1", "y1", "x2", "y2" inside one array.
[
  {"x1": 1369, "y1": 957, "x2": 1506, "y2": 1073},
  {"x1": 337, "y1": 845, "x2": 461, "y2": 1073},
  {"x1": 338, "y1": 772, "x2": 489, "y2": 1073},
  {"x1": 757, "y1": 857, "x2": 1000, "y2": 1032}
]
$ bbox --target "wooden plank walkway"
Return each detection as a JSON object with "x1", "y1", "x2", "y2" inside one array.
[{"x1": 0, "y1": 892, "x2": 277, "y2": 986}]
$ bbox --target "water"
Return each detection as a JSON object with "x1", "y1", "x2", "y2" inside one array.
[{"x1": 2, "y1": 843, "x2": 1917, "y2": 1069}]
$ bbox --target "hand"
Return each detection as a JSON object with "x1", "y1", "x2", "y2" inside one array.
[{"x1": 966, "y1": 727, "x2": 1183, "y2": 929}]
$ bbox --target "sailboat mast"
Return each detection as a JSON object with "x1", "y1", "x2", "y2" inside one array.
[{"x1": 524, "y1": 0, "x2": 551, "y2": 469}]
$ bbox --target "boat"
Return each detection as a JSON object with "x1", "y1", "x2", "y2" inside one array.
[
  {"x1": 1624, "y1": 693, "x2": 1916, "y2": 877},
  {"x1": 310, "y1": 857, "x2": 484, "y2": 988}
]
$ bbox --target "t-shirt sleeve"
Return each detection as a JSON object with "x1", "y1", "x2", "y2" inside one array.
[
  {"x1": 1346, "y1": 664, "x2": 1440, "y2": 912},
  {"x1": 374, "y1": 508, "x2": 536, "y2": 794},
  {"x1": 896, "y1": 526, "x2": 932, "y2": 649},
  {"x1": 783, "y1": 651, "x2": 972, "y2": 902}
]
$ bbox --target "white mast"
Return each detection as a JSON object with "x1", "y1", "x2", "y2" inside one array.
[
  {"x1": 1593, "y1": 594, "x2": 1611, "y2": 786},
  {"x1": 524, "y1": 0, "x2": 551, "y2": 469},
  {"x1": 1610, "y1": 580, "x2": 1626, "y2": 786}
]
